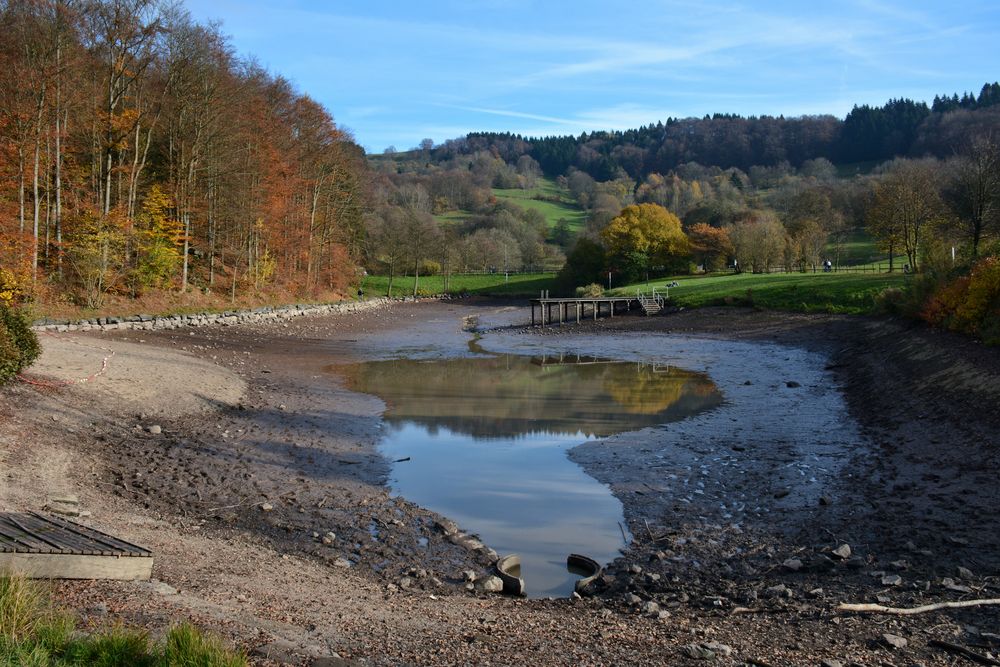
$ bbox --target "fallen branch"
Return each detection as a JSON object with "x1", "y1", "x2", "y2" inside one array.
[
  {"x1": 731, "y1": 607, "x2": 790, "y2": 615},
  {"x1": 94, "y1": 480, "x2": 148, "y2": 496},
  {"x1": 929, "y1": 639, "x2": 1000, "y2": 666},
  {"x1": 836, "y1": 598, "x2": 1000, "y2": 615},
  {"x1": 202, "y1": 498, "x2": 257, "y2": 514}
]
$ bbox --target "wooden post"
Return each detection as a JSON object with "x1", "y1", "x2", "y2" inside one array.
[
  {"x1": 593, "y1": 301, "x2": 598, "y2": 320},
  {"x1": 576, "y1": 303, "x2": 581, "y2": 323}
]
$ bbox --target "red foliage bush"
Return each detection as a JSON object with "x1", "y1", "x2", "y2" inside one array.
[{"x1": 921, "y1": 257, "x2": 1000, "y2": 343}]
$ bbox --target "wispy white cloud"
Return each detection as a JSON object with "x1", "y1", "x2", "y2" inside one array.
[
  {"x1": 425, "y1": 102, "x2": 685, "y2": 140},
  {"x1": 432, "y1": 104, "x2": 579, "y2": 126}
]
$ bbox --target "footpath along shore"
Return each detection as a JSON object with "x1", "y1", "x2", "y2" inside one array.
[{"x1": 2, "y1": 298, "x2": 999, "y2": 666}]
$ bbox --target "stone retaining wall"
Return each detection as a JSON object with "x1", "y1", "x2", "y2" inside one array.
[{"x1": 32, "y1": 297, "x2": 397, "y2": 333}]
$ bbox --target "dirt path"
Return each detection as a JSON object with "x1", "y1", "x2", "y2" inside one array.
[{"x1": 2, "y1": 302, "x2": 999, "y2": 666}]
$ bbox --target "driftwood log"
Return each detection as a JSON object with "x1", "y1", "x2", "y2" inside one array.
[{"x1": 836, "y1": 598, "x2": 1000, "y2": 615}]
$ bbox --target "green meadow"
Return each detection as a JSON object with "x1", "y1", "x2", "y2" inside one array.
[
  {"x1": 491, "y1": 178, "x2": 588, "y2": 233},
  {"x1": 612, "y1": 271, "x2": 907, "y2": 314},
  {"x1": 363, "y1": 272, "x2": 558, "y2": 298}
]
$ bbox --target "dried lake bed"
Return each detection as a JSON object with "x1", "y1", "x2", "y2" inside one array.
[{"x1": 7, "y1": 299, "x2": 999, "y2": 665}]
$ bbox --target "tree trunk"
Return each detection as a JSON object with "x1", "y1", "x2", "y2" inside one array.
[
  {"x1": 44, "y1": 135, "x2": 52, "y2": 265},
  {"x1": 230, "y1": 260, "x2": 238, "y2": 304},
  {"x1": 181, "y1": 211, "x2": 190, "y2": 290},
  {"x1": 18, "y1": 147, "x2": 25, "y2": 234},
  {"x1": 307, "y1": 182, "x2": 321, "y2": 289},
  {"x1": 208, "y1": 179, "x2": 216, "y2": 287},
  {"x1": 32, "y1": 82, "x2": 46, "y2": 284},
  {"x1": 56, "y1": 106, "x2": 65, "y2": 277},
  {"x1": 104, "y1": 150, "x2": 113, "y2": 215},
  {"x1": 54, "y1": 21, "x2": 63, "y2": 276}
]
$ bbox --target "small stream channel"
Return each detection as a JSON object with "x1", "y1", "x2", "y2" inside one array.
[{"x1": 340, "y1": 349, "x2": 722, "y2": 597}]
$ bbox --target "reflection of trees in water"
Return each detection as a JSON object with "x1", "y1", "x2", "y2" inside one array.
[
  {"x1": 602, "y1": 365, "x2": 718, "y2": 415},
  {"x1": 339, "y1": 353, "x2": 723, "y2": 439}
]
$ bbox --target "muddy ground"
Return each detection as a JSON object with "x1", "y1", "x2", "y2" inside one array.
[{"x1": 1, "y1": 299, "x2": 999, "y2": 666}]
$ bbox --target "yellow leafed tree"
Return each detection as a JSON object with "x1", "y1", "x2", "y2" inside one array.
[
  {"x1": 600, "y1": 203, "x2": 690, "y2": 282},
  {"x1": 130, "y1": 185, "x2": 184, "y2": 294}
]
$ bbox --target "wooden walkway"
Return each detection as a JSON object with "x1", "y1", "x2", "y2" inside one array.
[
  {"x1": 529, "y1": 297, "x2": 638, "y2": 326},
  {"x1": 0, "y1": 511, "x2": 152, "y2": 580}
]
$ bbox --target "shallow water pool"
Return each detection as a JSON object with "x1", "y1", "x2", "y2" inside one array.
[{"x1": 341, "y1": 351, "x2": 722, "y2": 597}]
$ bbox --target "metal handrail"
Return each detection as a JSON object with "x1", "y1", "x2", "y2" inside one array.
[{"x1": 636, "y1": 287, "x2": 667, "y2": 307}]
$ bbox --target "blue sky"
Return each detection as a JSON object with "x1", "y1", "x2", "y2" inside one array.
[{"x1": 183, "y1": 0, "x2": 1000, "y2": 154}]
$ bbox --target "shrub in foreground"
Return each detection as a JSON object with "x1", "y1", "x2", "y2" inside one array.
[
  {"x1": 0, "y1": 573, "x2": 246, "y2": 666},
  {"x1": 921, "y1": 256, "x2": 1000, "y2": 344},
  {"x1": 0, "y1": 305, "x2": 39, "y2": 384}
]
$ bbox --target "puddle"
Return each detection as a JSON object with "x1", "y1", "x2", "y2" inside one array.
[{"x1": 340, "y1": 352, "x2": 722, "y2": 597}]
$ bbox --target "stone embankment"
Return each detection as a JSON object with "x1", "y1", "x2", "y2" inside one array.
[{"x1": 32, "y1": 297, "x2": 396, "y2": 333}]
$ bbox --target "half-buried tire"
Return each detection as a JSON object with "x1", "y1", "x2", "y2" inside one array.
[{"x1": 495, "y1": 554, "x2": 525, "y2": 596}]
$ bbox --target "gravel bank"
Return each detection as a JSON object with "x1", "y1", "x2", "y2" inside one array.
[{"x1": 2, "y1": 301, "x2": 998, "y2": 666}]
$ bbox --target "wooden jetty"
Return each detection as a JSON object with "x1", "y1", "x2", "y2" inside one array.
[
  {"x1": 530, "y1": 288, "x2": 670, "y2": 326},
  {"x1": 0, "y1": 511, "x2": 152, "y2": 580},
  {"x1": 529, "y1": 296, "x2": 638, "y2": 326}
]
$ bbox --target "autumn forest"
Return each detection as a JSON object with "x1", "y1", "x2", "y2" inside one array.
[{"x1": 0, "y1": 0, "x2": 367, "y2": 311}]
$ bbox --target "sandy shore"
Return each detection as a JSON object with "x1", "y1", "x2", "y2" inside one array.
[{"x1": 2, "y1": 300, "x2": 999, "y2": 666}]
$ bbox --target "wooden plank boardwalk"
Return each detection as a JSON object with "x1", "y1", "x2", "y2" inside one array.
[
  {"x1": 0, "y1": 511, "x2": 152, "y2": 580},
  {"x1": 529, "y1": 297, "x2": 638, "y2": 326}
]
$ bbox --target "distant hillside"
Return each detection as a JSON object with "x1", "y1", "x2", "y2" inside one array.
[{"x1": 397, "y1": 82, "x2": 1000, "y2": 180}]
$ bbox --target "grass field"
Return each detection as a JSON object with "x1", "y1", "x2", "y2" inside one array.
[
  {"x1": 431, "y1": 178, "x2": 586, "y2": 235},
  {"x1": 612, "y1": 271, "x2": 907, "y2": 314},
  {"x1": 433, "y1": 210, "x2": 472, "y2": 227},
  {"x1": 825, "y1": 229, "x2": 887, "y2": 266},
  {"x1": 364, "y1": 272, "x2": 558, "y2": 298},
  {"x1": 365, "y1": 269, "x2": 906, "y2": 314},
  {"x1": 492, "y1": 178, "x2": 587, "y2": 232}
]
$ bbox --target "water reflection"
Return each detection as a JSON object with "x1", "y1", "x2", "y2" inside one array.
[
  {"x1": 343, "y1": 353, "x2": 721, "y2": 439},
  {"x1": 338, "y1": 352, "x2": 722, "y2": 597}
]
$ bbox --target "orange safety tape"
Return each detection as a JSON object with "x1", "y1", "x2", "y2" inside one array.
[{"x1": 16, "y1": 330, "x2": 116, "y2": 388}]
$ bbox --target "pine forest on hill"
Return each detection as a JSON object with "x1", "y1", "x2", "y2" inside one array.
[{"x1": 0, "y1": 0, "x2": 998, "y2": 343}]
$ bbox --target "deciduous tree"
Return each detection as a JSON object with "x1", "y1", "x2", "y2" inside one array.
[
  {"x1": 867, "y1": 159, "x2": 948, "y2": 272},
  {"x1": 944, "y1": 136, "x2": 1000, "y2": 259},
  {"x1": 727, "y1": 211, "x2": 786, "y2": 273},
  {"x1": 600, "y1": 203, "x2": 690, "y2": 282},
  {"x1": 687, "y1": 223, "x2": 733, "y2": 271}
]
